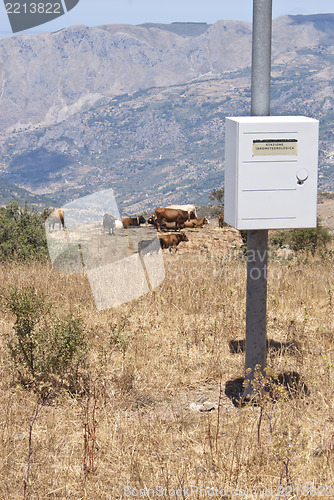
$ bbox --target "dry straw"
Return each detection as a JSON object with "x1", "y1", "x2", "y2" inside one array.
[{"x1": 0, "y1": 225, "x2": 333, "y2": 498}]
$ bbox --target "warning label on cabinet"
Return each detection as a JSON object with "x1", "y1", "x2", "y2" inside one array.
[{"x1": 253, "y1": 139, "x2": 298, "y2": 156}]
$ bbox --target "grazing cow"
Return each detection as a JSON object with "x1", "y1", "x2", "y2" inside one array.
[
  {"x1": 218, "y1": 213, "x2": 225, "y2": 228},
  {"x1": 48, "y1": 208, "x2": 65, "y2": 231},
  {"x1": 184, "y1": 217, "x2": 209, "y2": 228},
  {"x1": 103, "y1": 213, "x2": 116, "y2": 235},
  {"x1": 154, "y1": 207, "x2": 189, "y2": 231},
  {"x1": 122, "y1": 215, "x2": 146, "y2": 228},
  {"x1": 159, "y1": 232, "x2": 189, "y2": 252},
  {"x1": 167, "y1": 204, "x2": 197, "y2": 219}
]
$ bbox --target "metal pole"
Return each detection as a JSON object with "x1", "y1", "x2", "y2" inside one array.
[
  {"x1": 245, "y1": 0, "x2": 272, "y2": 394},
  {"x1": 251, "y1": 0, "x2": 272, "y2": 117}
]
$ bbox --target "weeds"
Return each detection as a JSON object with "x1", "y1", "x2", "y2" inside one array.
[
  {"x1": 276, "y1": 425, "x2": 303, "y2": 499},
  {"x1": 326, "y1": 285, "x2": 334, "y2": 308},
  {"x1": 82, "y1": 379, "x2": 100, "y2": 476},
  {"x1": 245, "y1": 367, "x2": 287, "y2": 451},
  {"x1": 109, "y1": 317, "x2": 131, "y2": 359},
  {"x1": 24, "y1": 390, "x2": 54, "y2": 499},
  {"x1": 2, "y1": 285, "x2": 88, "y2": 393}
]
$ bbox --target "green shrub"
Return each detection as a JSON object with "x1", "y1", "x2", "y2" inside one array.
[
  {"x1": 269, "y1": 230, "x2": 286, "y2": 249},
  {"x1": 269, "y1": 217, "x2": 332, "y2": 255},
  {"x1": 3, "y1": 285, "x2": 88, "y2": 393},
  {"x1": 0, "y1": 201, "x2": 48, "y2": 262},
  {"x1": 288, "y1": 218, "x2": 332, "y2": 254}
]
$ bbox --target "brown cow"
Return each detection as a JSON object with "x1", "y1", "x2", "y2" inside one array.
[
  {"x1": 122, "y1": 215, "x2": 146, "y2": 227},
  {"x1": 154, "y1": 207, "x2": 189, "y2": 231},
  {"x1": 159, "y1": 232, "x2": 189, "y2": 252},
  {"x1": 147, "y1": 215, "x2": 176, "y2": 231},
  {"x1": 48, "y1": 208, "x2": 65, "y2": 231},
  {"x1": 218, "y1": 213, "x2": 225, "y2": 228},
  {"x1": 184, "y1": 217, "x2": 209, "y2": 228},
  {"x1": 167, "y1": 204, "x2": 197, "y2": 219}
]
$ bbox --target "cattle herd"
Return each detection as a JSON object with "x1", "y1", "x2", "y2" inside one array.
[
  {"x1": 116, "y1": 205, "x2": 204, "y2": 252},
  {"x1": 48, "y1": 205, "x2": 226, "y2": 253}
]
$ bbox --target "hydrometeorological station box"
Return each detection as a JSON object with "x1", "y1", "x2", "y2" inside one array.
[{"x1": 224, "y1": 116, "x2": 319, "y2": 230}]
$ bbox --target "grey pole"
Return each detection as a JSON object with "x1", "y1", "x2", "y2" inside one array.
[
  {"x1": 251, "y1": 0, "x2": 272, "y2": 117},
  {"x1": 245, "y1": 0, "x2": 272, "y2": 394}
]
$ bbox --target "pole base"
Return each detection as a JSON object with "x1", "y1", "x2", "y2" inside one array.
[{"x1": 225, "y1": 371, "x2": 309, "y2": 408}]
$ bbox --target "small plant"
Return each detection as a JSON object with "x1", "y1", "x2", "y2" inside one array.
[
  {"x1": 245, "y1": 366, "x2": 287, "y2": 449},
  {"x1": 82, "y1": 379, "x2": 99, "y2": 476},
  {"x1": 322, "y1": 353, "x2": 333, "y2": 378},
  {"x1": 109, "y1": 317, "x2": 131, "y2": 358},
  {"x1": 327, "y1": 286, "x2": 334, "y2": 309},
  {"x1": 3, "y1": 285, "x2": 88, "y2": 393},
  {"x1": 275, "y1": 424, "x2": 303, "y2": 499},
  {"x1": 24, "y1": 390, "x2": 54, "y2": 498}
]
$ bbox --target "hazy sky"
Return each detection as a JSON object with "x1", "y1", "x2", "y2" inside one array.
[{"x1": 0, "y1": 0, "x2": 333, "y2": 36}]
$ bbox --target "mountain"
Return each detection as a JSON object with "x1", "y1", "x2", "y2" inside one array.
[
  {"x1": 0, "y1": 19, "x2": 254, "y2": 132},
  {"x1": 0, "y1": 179, "x2": 57, "y2": 207},
  {"x1": 0, "y1": 15, "x2": 333, "y2": 212},
  {"x1": 137, "y1": 22, "x2": 211, "y2": 37}
]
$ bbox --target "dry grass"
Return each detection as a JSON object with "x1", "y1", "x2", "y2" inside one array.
[{"x1": 0, "y1": 225, "x2": 333, "y2": 499}]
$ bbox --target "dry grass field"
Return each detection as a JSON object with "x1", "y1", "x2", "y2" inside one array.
[{"x1": 0, "y1": 222, "x2": 333, "y2": 499}]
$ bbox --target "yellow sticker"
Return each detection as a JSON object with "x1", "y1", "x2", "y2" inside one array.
[{"x1": 253, "y1": 139, "x2": 298, "y2": 156}]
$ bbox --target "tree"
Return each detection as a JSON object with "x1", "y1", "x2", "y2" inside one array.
[
  {"x1": 0, "y1": 201, "x2": 48, "y2": 262},
  {"x1": 209, "y1": 188, "x2": 224, "y2": 206}
]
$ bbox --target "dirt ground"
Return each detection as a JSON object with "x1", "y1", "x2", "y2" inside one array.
[{"x1": 160, "y1": 223, "x2": 243, "y2": 256}]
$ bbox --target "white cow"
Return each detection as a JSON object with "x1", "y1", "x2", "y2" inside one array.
[
  {"x1": 47, "y1": 208, "x2": 65, "y2": 231},
  {"x1": 114, "y1": 219, "x2": 123, "y2": 229}
]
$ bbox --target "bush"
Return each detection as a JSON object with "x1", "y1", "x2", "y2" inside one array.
[
  {"x1": 269, "y1": 217, "x2": 332, "y2": 255},
  {"x1": 3, "y1": 285, "x2": 88, "y2": 393},
  {"x1": 0, "y1": 201, "x2": 48, "y2": 262},
  {"x1": 269, "y1": 230, "x2": 286, "y2": 249},
  {"x1": 288, "y1": 218, "x2": 332, "y2": 254}
]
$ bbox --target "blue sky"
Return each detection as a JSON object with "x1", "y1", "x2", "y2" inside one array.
[{"x1": 0, "y1": 0, "x2": 333, "y2": 37}]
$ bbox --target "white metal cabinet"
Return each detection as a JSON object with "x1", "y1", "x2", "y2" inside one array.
[{"x1": 224, "y1": 116, "x2": 319, "y2": 230}]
